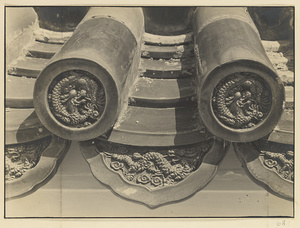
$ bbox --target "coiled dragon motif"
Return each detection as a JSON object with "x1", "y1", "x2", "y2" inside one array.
[
  {"x1": 48, "y1": 70, "x2": 106, "y2": 128},
  {"x1": 99, "y1": 140, "x2": 213, "y2": 188},
  {"x1": 212, "y1": 73, "x2": 272, "y2": 129},
  {"x1": 108, "y1": 152, "x2": 193, "y2": 181}
]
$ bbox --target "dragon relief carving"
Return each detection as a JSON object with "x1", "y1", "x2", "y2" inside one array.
[
  {"x1": 48, "y1": 70, "x2": 106, "y2": 128},
  {"x1": 96, "y1": 140, "x2": 213, "y2": 189},
  {"x1": 212, "y1": 73, "x2": 272, "y2": 129},
  {"x1": 5, "y1": 137, "x2": 52, "y2": 181},
  {"x1": 254, "y1": 139, "x2": 294, "y2": 182},
  {"x1": 260, "y1": 150, "x2": 294, "y2": 181}
]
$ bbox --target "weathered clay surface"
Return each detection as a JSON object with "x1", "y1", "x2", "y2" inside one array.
[{"x1": 5, "y1": 6, "x2": 294, "y2": 207}]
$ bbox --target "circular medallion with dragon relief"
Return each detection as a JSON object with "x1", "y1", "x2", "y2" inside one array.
[
  {"x1": 48, "y1": 70, "x2": 106, "y2": 128},
  {"x1": 212, "y1": 72, "x2": 272, "y2": 129}
]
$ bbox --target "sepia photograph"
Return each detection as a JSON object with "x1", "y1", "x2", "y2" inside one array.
[{"x1": 2, "y1": 2, "x2": 296, "y2": 222}]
